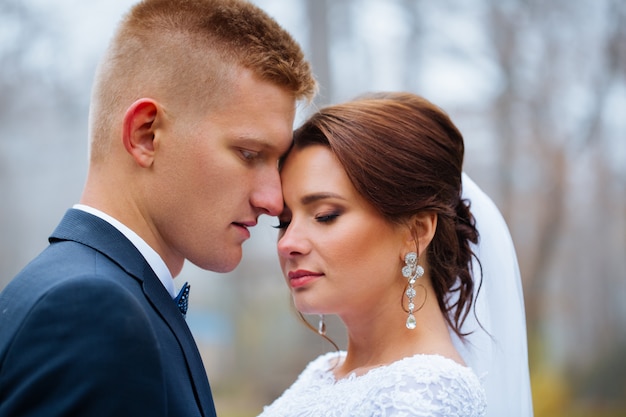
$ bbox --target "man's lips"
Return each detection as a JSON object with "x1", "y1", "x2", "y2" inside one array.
[
  {"x1": 288, "y1": 270, "x2": 323, "y2": 288},
  {"x1": 232, "y1": 220, "x2": 256, "y2": 238}
]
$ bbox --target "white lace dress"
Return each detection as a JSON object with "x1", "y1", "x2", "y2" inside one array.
[{"x1": 258, "y1": 351, "x2": 486, "y2": 417}]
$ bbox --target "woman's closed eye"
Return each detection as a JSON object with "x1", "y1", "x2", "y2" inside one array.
[
  {"x1": 315, "y1": 212, "x2": 340, "y2": 224},
  {"x1": 273, "y1": 213, "x2": 339, "y2": 229},
  {"x1": 273, "y1": 219, "x2": 291, "y2": 229}
]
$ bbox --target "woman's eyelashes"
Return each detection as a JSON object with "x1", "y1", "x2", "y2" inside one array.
[
  {"x1": 273, "y1": 212, "x2": 340, "y2": 229},
  {"x1": 314, "y1": 212, "x2": 340, "y2": 224},
  {"x1": 273, "y1": 205, "x2": 343, "y2": 229},
  {"x1": 273, "y1": 219, "x2": 291, "y2": 229}
]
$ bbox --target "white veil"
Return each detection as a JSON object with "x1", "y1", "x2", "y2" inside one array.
[{"x1": 452, "y1": 173, "x2": 534, "y2": 416}]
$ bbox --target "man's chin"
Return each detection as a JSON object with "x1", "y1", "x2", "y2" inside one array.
[{"x1": 194, "y1": 252, "x2": 242, "y2": 274}]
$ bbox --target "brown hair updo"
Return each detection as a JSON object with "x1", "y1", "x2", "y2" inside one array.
[{"x1": 291, "y1": 92, "x2": 480, "y2": 338}]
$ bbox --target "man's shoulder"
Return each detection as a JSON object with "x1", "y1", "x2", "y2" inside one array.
[{"x1": 0, "y1": 235, "x2": 146, "y2": 341}]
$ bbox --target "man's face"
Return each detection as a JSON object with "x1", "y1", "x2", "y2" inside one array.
[{"x1": 150, "y1": 67, "x2": 296, "y2": 273}]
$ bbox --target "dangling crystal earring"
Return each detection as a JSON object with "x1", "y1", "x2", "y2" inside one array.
[
  {"x1": 318, "y1": 314, "x2": 326, "y2": 335},
  {"x1": 402, "y1": 252, "x2": 424, "y2": 329}
]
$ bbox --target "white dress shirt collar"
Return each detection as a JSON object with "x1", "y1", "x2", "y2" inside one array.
[{"x1": 73, "y1": 204, "x2": 177, "y2": 298}]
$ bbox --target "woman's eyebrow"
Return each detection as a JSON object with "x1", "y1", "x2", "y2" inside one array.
[{"x1": 301, "y1": 192, "x2": 346, "y2": 205}]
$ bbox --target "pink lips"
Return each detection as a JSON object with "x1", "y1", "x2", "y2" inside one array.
[
  {"x1": 232, "y1": 220, "x2": 256, "y2": 239},
  {"x1": 288, "y1": 270, "x2": 323, "y2": 288}
]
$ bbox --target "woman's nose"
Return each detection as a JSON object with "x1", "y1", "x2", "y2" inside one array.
[{"x1": 276, "y1": 222, "x2": 308, "y2": 259}]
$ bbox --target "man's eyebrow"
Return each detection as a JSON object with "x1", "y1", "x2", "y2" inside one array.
[
  {"x1": 301, "y1": 192, "x2": 346, "y2": 205},
  {"x1": 234, "y1": 136, "x2": 286, "y2": 151}
]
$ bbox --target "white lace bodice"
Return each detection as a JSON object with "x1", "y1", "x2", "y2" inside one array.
[{"x1": 258, "y1": 351, "x2": 486, "y2": 417}]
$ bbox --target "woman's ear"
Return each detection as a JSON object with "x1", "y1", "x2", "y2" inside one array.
[
  {"x1": 402, "y1": 212, "x2": 438, "y2": 257},
  {"x1": 122, "y1": 98, "x2": 159, "y2": 168}
]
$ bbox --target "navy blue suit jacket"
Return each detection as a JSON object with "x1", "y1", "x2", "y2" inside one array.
[{"x1": 0, "y1": 209, "x2": 217, "y2": 417}]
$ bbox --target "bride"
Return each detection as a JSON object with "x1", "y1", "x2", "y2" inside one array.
[{"x1": 259, "y1": 92, "x2": 532, "y2": 417}]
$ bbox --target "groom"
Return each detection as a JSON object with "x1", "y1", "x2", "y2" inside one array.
[{"x1": 0, "y1": 0, "x2": 315, "y2": 416}]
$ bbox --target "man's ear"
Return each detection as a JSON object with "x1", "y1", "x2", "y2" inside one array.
[
  {"x1": 402, "y1": 212, "x2": 438, "y2": 257},
  {"x1": 122, "y1": 99, "x2": 158, "y2": 168}
]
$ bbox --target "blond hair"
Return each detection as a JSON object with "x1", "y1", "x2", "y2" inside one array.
[{"x1": 89, "y1": 0, "x2": 316, "y2": 162}]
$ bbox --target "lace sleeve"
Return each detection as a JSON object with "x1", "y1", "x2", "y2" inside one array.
[
  {"x1": 364, "y1": 356, "x2": 486, "y2": 417},
  {"x1": 258, "y1": 353, "x2": 486, "y2": 417}
]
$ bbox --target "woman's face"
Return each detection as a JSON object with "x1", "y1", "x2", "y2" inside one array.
[{"x1": 277, "y1": 144, "x2": 409, "y2": 321}]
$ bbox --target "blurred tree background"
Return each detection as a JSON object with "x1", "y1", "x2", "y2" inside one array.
[{"x1": 0, "y1": 0, "x2": 624, "y2": 416}]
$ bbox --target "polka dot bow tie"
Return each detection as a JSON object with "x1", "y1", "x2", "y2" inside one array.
[{"x1": 175, "y1": 282, "x2": 190, "y2": 318}]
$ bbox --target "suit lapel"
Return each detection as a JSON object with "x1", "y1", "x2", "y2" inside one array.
[
  {"x1": 51, "y1": 209, "x2": 216, "y2": 416},
  {"x1": 142, "y1": 276, "x2": 216, "y2": 416}
]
